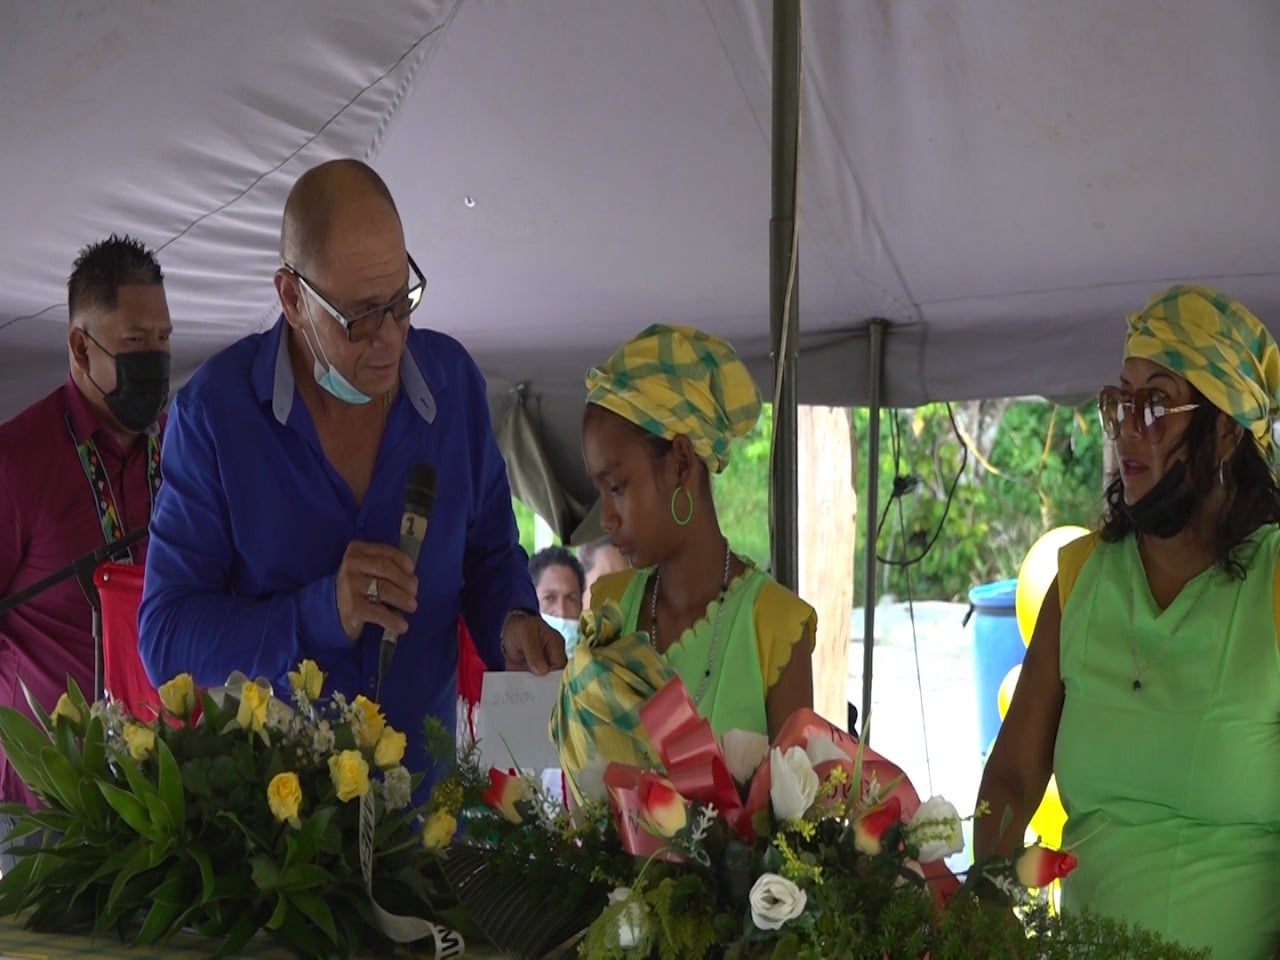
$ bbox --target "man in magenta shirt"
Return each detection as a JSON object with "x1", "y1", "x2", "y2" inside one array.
[{"x1": 0, "y1": 235, "x2": 172, "y2": 869}]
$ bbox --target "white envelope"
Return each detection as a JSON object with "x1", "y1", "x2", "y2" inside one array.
[{"x1": 474, "y1": 669, "x2": 564, "y2": 771}]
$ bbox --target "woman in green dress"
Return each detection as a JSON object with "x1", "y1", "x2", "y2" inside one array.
[
  {"x1": 976, "y1": 285, "x2": 1280, "y2": 959},
  {"x1": 552, "y1": 324, "x2": 815, "y2": 805}
]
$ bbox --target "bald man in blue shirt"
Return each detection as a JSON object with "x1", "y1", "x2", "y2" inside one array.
[{"x1": 140, "y1": 159, "x2": 564, "y2": 799}]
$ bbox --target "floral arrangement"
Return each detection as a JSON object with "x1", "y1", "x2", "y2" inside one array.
[
  {"x1": 442, "y1": 675, "x2": 1210, "y2": 960},
  {"x1": 0, "y1": 664, "x2": 462, "y2": 959},
  {"x1": 0, "y1": 659, "x2": 1214, "y2": 960}
]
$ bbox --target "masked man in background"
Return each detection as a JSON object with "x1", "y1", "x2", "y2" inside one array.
[{"x1": 0, "y1": 235, "x2": 172, "y2": 869}]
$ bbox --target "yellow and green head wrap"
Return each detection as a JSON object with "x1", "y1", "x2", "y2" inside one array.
[
  {"x1": 1125, "y1": 285, "x2": 1280, "y2": 454},
  {"x1": 584, "y1": 323, "x2": 762, "y2": 473}
]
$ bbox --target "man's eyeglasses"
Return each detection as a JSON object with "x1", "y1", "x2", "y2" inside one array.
[
  {"x1": 285, "y1": 254, "x2": 426, "y2": 342},
  {"x1": 1097, "y1": 385, "x2": 1199, "y2": 443}
]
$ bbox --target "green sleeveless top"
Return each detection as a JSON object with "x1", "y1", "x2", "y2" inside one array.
[
  {"x1": 592, "y1": 563, "x2": 815, "y2": 738},
  {"x1": 1055, "y1": 529, "x2": 1280, "y2": 959}
]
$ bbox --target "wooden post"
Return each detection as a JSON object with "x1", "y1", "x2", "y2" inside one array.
[{"x1": 798, "y1": 405, "x2": 856, "y2": 727}]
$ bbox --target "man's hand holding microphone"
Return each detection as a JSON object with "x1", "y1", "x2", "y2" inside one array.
[{"x1": 334, "y1": 463, "x2": 566, "y2": 681}]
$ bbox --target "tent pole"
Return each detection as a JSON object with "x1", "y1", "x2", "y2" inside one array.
[
  {"x1": 769, "y1": 0, "x2": 800, "y2": 591},
  {"x1": 860, "y1": 318, "x2": 887, "y2": 741}
]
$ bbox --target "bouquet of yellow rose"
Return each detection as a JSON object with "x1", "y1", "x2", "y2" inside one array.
[{"x1": 0, "y1": 663, "x2": 460, "y2": 959}]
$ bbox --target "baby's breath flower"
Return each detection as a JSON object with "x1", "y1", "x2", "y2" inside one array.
[
  {"x1": 310, "y1": 720, "x2": 336, "y2": 759},
  {"x1": 380, "y1": 765, "x2": 412, "y2": 811}
]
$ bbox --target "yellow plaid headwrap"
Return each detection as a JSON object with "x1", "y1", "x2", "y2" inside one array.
[
  {"x1": 584, "y1": 324, "x2": 762, "y2": 473},
  {"x1": 1125, "y1": 285, "x2": 1280, "y2": 454}
]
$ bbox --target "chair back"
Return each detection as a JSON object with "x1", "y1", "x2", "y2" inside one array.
[{"x1": 94, "y1": 561, "x2": 161, "y2": 721}]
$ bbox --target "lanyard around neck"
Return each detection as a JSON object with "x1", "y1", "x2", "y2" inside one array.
[{"x1": 65, "y1": 413, "x2": 161, "y2": 564}]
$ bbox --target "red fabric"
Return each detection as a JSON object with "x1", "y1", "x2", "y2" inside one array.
[
  {"x1": 95, "y1": 561, "x2": 162, "y2": 721},
  {"x1": 458, "y1": 619, "x2": 486, "y2": 741},
  {"x1": 458, "y1": 619, "x2": 486, "y2": 705}
]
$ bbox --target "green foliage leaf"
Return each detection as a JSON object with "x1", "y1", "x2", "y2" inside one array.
[
  {"x1": 265, "y1": 892, "x2": 288, "y2": 930},
  {"x1": 81, "y1": 713, "x2": 106, "y2": 768},
  {"x1": 19, "y1": 678, "x2": 55, "y2": 735},
  {"x1": 181, "y1": 755, "x2": 212, "y2": 798},
  {"x1": 103, "y1": 843, "x2": 155, "y2": 918},
  {"x1": 208, "y1": 906, "x2": 262, "y2": 960},
  {"x1": 189, "y1": 843, "x2": 216, "y2": 905},
  {"x1": 132, "y1": 868, "x2": 194, "y2": 945},
  {"x1": 279, "y1": 863, "x2": 335, "y2": 891},
  {"x1": 116, "y1": 745, "x2": 159, "y2": 801},
  {"x1": 156, "y1": 737, "x2": 185, "y2": 828},
  {"x1": 36, "y1": 745, "x2": 83, "y2": 812},
  {"x1": 64, "y1": 676, "x2": 92, "y2": 724},
  {"x1": 0, "y1": 706, "x2": 57, "y2": 799},
  {"x1": 141, "y1": 788, "x2": 176, "y2": 839},
  {"x1": 289, "y1": 804, "x2": 336, "y2": 865},
  {"x1": 288, "y1": 888, "x2": 340, "y2": 946},
  {"x1": 250, "y1": 853, "x2": 281, "y2": 891},
  {"x1": 52, "y1": 701, "x2": 82, "y2": 767},
  {"x1": 98, "y1": 782, "x2": 153, "y2": 837}
]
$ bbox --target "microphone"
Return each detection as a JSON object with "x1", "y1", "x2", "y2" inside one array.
[{"x1": 378, "y1": 464, "x2": 437, "y2": 697}]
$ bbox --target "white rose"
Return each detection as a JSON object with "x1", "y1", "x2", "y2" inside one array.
[
  {"x1": 607, "y1": 887, "x2": 649, "y2": 949},
  {"x1": 720, "y1": 729, "x2": 770, "y2": 785},
  {"x1": 903, "y1": 795, "x2": 964, "y2": 863},
  {"x1": 748, "y1": 873, "x2": 807, "y2": 930},
  {"x1": 803, "y1": 734, "x2": 848, "y2": 767},
  {"x1": 769, "y1": 746, "x2": 818, "y2": 821}
]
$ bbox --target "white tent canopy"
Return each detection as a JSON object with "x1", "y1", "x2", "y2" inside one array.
[{"x1": 3, "y1": 0, "x2": 1278, "y2": 519}]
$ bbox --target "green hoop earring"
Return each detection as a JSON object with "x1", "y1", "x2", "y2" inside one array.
[{"x1": 671, "y1": 485, "x2": 694, "y2": 526}]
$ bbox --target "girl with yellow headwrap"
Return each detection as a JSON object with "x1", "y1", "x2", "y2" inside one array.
[
  {"x1": 550, "y1": 324, "x2": 816, "y2": 806},
  {"x1": 976, "y1": 286, "x2": 1280, "y2": 959}
]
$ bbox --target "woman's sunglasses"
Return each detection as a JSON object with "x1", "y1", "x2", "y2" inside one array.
[{"x1": 1097, "y1": 385, "x2": 1199, "y2": 443}]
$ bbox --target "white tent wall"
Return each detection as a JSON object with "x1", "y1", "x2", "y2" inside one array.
[{"x1": 2, "y1": 0, "x2": 1278, "y2": 517}]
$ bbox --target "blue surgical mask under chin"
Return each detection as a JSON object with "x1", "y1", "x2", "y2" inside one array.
[
  {"x1": 542, "y1": 613, "x2": 582, "y2": 657},
  {"x1": 301, "y1": 303, "x2": 372, "y2": 405}
]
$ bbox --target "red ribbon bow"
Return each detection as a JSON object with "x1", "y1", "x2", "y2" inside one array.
[{"x1": 604, "y1": 677, "x2": 961, "y2": 908}]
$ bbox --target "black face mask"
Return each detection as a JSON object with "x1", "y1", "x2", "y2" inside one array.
[
  {"x1": 82, "y1": 331, "x2": 170, "y2": 432},
  {"x1": 1121, "y1": 459, "x2": 1197, "y2": 539}
]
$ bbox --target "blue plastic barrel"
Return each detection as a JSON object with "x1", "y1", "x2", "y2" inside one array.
[{"x1": 967, "y1": 579, "x2": 1025, "y2": 759}]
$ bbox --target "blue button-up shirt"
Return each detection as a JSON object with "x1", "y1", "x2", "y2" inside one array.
[{"x1": 140, "y1": 320, "x2": 535, "y2": 795}]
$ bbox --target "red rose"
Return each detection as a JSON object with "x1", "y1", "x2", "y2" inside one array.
[
  {"x1": 636, "y1": 772, "x2": 688, "y2": 838},
  {"x1": 1015, "y1": 845, "x2": 1078, "y2": 887},
  {"x1": 483, "y1": 767, "x2": 530, "y2": 824},
  {"x1": 854, "y1": 795, "x2": 902, "y2": 856}
]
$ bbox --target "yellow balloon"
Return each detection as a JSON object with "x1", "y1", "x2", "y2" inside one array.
[
  {"x1": 1028, "y1": 775, "x2": 1067, "y2": 849},
  {"x1": 1015, "y1": 525, "x2": 1089, "y2": 646},
  {"x1": 997, "y1": 664, "x2": 1021, "y2": 720}
]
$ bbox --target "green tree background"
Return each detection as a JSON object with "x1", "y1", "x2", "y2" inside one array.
[
  {"x1": 515, "y1": 399, "x2": 1105, "y2": 603},
  {"x1": 858, "y1": 400, "x2": 1104, "y2": 601}
]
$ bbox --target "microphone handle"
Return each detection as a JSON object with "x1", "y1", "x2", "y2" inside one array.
[{"x1": 376, "y1": 509, "x2": 429, "y2": 696}]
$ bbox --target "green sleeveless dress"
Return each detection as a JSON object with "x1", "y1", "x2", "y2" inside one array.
[
  {"x1": 1055, "y1": 529, "x2": 1280, "y2": 959},
  {"x1": 593, "y1": 563, "x2": 815, "y2": 738}
]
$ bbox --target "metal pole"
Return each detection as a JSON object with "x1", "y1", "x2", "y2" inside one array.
[
  {"x1": 769, "y1": 0, "x2": 800, "y2": 591},
  {"x1": 860, "y1": 318, "x2": 887, "y2": 739}
]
